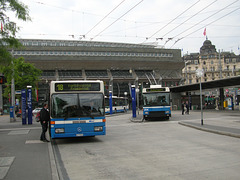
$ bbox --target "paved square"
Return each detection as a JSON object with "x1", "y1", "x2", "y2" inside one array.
[{"x1": 8, "y1": 130, "x2": 30, "y2": 135}]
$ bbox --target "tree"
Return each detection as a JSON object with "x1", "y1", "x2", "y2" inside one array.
[
  {"x1": 2, "y1": 57, "x2": 42, "y2": 98},
  {"x1": 0, "y1": 0, "x2": 31, "y2": 66}
]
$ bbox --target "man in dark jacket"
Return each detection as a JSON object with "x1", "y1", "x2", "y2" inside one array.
[
  {"x1": 40, "y1": 103, "x2": 50, "y2": 142},
  {"x1": 181, "y1": 101, "x2": 185, "y2": 115}
]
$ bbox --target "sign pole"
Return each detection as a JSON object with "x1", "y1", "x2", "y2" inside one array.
[
  {"x1": 131, "y1": 85, "x2": 136, "y2": 118},
  {"x1": 27, "y1": 86, "x2": 32, "y2": 125},
  {"x1": 21, "y1": 89, "x2": 26, "y2": 125},
  {"x1": 109, "y1": 91, "x2": 113, "y2": 115}
]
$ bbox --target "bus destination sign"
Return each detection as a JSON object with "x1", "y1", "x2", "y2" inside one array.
[
  {"x1": 55, "y1": 82, "x2": 100, "y2": 92},
  {"x1": 146, "y1": 88, "x2": 166, "y2": 92}
]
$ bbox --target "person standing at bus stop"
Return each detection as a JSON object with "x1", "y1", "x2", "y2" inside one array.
[
  {"x1": 181, "y1": 101, "x2": 185, "y2": 115},
  {"x1": 40, "y1": 103, "x2": 50, "y2": 142}
]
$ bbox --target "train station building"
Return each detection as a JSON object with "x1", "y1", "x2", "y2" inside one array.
[{"x1": 9, "y1": 39, "x2": 184, "y2": 106}]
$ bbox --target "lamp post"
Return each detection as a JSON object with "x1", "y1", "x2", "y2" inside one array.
[{"x1": 196, "y1": 69, "x2": 204, "y2": 125}]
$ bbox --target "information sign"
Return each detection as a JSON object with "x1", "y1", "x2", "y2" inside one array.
[{"x1": 55, "y1": 82, "x2": 100, "y2": 92}]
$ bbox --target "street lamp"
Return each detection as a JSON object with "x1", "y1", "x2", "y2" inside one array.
[{"x1": 196, "y1": 69, "x2": 204, "y2": 125}]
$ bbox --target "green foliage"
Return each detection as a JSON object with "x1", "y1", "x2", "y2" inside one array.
[
  {"x1": 0, "y1": 0, "x2": 31, "y2": 66},
  {"x1": 2, "y1": 57, "x2": 42, "y2": 98}
]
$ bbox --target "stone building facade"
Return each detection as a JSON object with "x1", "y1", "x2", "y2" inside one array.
[{"x1": 183, "y1": 39, "x2": 240, "y2": 85}]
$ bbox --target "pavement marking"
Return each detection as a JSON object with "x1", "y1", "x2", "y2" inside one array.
[
  {"x1": 0, "y1": 157, "x2": 15, "y2": 180},
  {"x1": 0, "y1": 167, "x2": 9, "y2": 180},
  {"x1": 0, "y1": 127, "x2": 41, "y2": 132},
  {"x1": 25, "y1": 140, "x2": 45, "y2": 144},
  {"x1": 8, "y1": 129, "x2": 30, "y2": 135}
]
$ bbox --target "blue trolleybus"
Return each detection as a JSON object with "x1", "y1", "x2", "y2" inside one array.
[
  {"x1": 142, "y1": 85, "x2": 171, "y2": 120},
  {"x1": 105, "y1": 96, "x2": 128, "y2": 114},
  {"x1": 50, "y1": 80, "x2": 106, "y2": 138}
]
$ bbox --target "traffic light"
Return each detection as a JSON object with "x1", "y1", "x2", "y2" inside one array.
[{"x1": 0, "y1": 76, "x2": 4, "y2": 84}]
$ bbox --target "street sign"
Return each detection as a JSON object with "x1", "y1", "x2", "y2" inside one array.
[{"x1": 15, "y1": 90, "x2": 21, "y2": 94}]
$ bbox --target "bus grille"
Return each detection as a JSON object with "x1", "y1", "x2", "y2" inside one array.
[{"x1": 149, "y1": 111, "x2": 166, "y2": 117}]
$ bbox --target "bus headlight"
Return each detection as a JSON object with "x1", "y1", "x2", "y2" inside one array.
[
  {"x1": 165, "y1": 111, "x2": 169, "y2": 114},
  {"x1": 94, "y1": 126, "x2": 103, "y2": 132},
  {"x1": 55, "y1": 128, "x2": 65, "y2": 133}
]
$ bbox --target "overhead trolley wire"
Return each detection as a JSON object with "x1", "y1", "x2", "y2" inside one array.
[
  {"x1": 172, "y1": 0, "x2": 239, "y2": 40},
  {"x1": 90, "y1": 0, "x2": 144, "y2": 41},
  {"x1": 84, "y1": 0, "x2": 126, "y2": 37},
  {"x1": 170, "y1": 5, "x2": 240, "y2": 48},
  {"x1": 161, "y1": 0, "x2": 218, "y2": 42},
  {"x1": 142, "y1": 0, "x2": 201, "y2": 43}
]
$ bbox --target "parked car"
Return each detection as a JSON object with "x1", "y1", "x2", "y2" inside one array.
[{"x1": 32, "y1": 108, "x2": 41, "y2": 122}]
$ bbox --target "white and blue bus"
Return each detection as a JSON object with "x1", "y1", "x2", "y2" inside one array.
[
  {"x1": 142, "y1": 85, "x2": 171, "y2": 120},
  {"x1": 50, "y1": 80, "x2": 106, "y2": 138},
  {"x1": 105, "y1": 96, "x2": 128, "y2": 114}
]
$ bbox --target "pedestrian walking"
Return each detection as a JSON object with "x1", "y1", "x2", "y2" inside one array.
[
  {"x1": 40, "y1": 103, "x2": 50, "y2": 142},
  {"x1": 181, "y1": 101, "x2": 185, "y2": 115}
]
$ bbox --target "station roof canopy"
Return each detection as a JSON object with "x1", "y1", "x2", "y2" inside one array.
[{"x1": 170, "y1": 76, "x2": 240, "y2": 93}]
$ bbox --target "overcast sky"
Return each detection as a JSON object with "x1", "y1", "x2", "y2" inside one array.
[{"x1": 12, "y1": 0, "x2": 240, "y2": 55}]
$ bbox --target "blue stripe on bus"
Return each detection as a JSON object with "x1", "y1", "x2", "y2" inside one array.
[{"x1": 51, "y1": 116, "x2": 105, "y2": 121}]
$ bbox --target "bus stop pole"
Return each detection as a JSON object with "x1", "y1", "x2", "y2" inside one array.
[
  {"x1": 27, "y1": 86, "x2": 32, "y2": 124},
  {"x1": 109, "y1": 91, "x2": 113, "y2": 115},
  {"x1": 21, "y1": 89, "x2": 27, "y2": 125}
]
